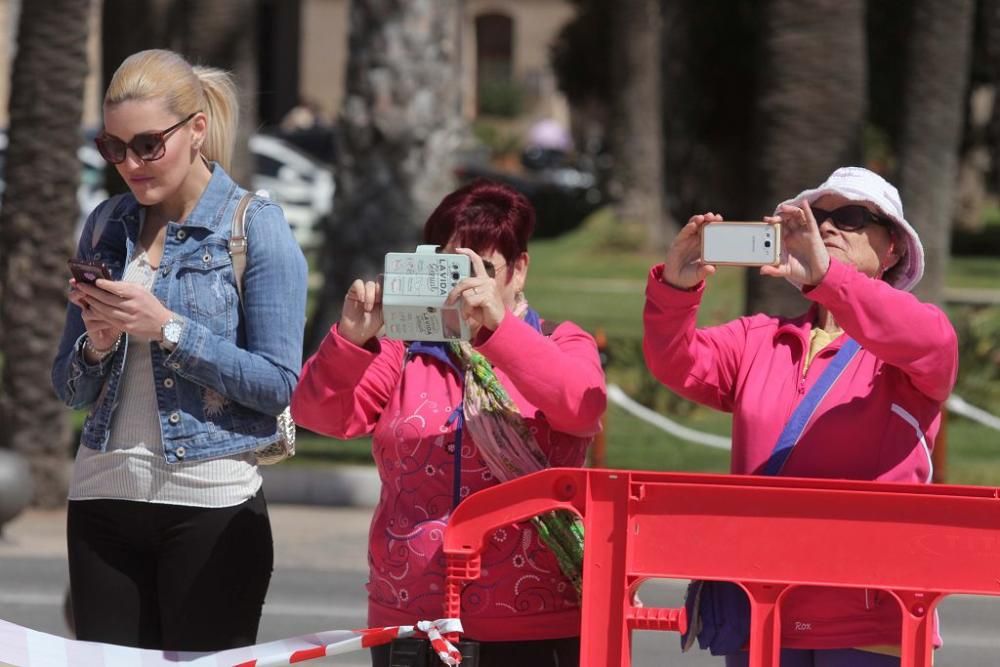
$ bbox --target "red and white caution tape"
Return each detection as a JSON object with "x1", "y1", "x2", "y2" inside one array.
[
  {"x1": 416, "y1": 619, "x2": 464, "y2": 666},
  {"x1": 0, "y1": 617, "x2": 464, "y2": 666}
]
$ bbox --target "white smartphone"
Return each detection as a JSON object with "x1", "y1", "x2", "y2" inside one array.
[
  {"x1": 381, "y1": 245, "x2": 472, "y2": 342},
  {"x1": 701, "y1": 222, "x2": 781, "y2": 267}
]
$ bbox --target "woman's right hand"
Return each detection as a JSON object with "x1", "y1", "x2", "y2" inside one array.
[
  {"x1": 68, "y1": 279, "x2": 122, "y2": 350},
  {"x1": 661, "y1": 212, "x2": 723, "y2": 289},
  {"x1": 339, "y1": 278, "x2": 383, "y2": 346}
]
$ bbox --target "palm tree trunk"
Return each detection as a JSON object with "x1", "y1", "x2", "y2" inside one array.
[
  {"x1": 306, "y1": 0, "x2": 466, "y2": 352},
  {"x1": 747, "y1": 0, "x2": 867, "y2": 317},
  {"x1": 990, "y1": 0, "x2": 1000, "y2": 195},
  {"x1": 609, "y1": 0, "x2": 673, "y2": 248},
  {"x1": 0, "y1": 0, "x2": 94, "y2": 507},
  {"x1": 895, "y1": 0, "x2": 976, "y2": 305}
]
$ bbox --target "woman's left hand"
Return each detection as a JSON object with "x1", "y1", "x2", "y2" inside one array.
[
  {"x1": 74, "y1": 279, "x2": 174, "y2": 341},
  {"x1": 761, "y1": 201, "x2": 831, "y2": 287},
  {"x1": 446, "y1": 249, "x2": 506, "y2": 333}
]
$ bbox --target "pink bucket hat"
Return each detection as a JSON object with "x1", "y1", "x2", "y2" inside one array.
[{"x1": 776, "y1": 166, "x2": 924, "y2": 292}]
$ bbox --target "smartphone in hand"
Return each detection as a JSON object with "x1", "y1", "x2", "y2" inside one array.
[
  {"x1": 382, "y1": 245, "x2": 472, "y2": 342},
  {"x1": 67, "y1": 258, "x2": 112, "y2": 285},
  {"x1": 701, "y1": 222, "x2": 781, "y2": 267}
]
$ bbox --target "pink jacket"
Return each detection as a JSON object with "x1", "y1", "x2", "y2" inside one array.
[
  {"x1": 643, "y1": 258, "x2": 958, "y2": 649},
  {"x1": 291, "y1": 313, "x2": 606, "y2": 641}
]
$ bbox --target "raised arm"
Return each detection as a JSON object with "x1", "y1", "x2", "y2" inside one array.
[
  {"x1": 476, "y1": 315, "x2": 606, "y2": 437},
  {"x1": 642, "y1": 264, "x2": 750, "y2": 412},
  {"x1": 291, "y1": 325, "x2": 407, "y2": 439},
  {"x1": 804, "y1": 258, "x2": 958, "y2": 401}
]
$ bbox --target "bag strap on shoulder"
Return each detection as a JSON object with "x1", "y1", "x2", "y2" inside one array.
[
  {"x1": 89, "y1": 193, "x2": 129, "y2": 251},
  {"x1": 228, "y1": 192, "x2": 256, "y2": 301},
  {"x1": 762, "y1": 337, "x2": 862, "y2": 476}
]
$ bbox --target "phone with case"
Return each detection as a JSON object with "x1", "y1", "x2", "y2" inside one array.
[
  {"x1": 701, "y1": 222, "x2": 781, "y2": 267},
  {"x1": 382, "y1": 245, "x2": 472, "y2": 342},
  {"x1": 67, "y1": 258, "x2": 112, "y2": 285}
]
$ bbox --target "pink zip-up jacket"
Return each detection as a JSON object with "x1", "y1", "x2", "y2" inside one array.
[
  {"x1": 291, "y1": 312, "x2": 606, "y2": 641},
  {"x1": 643, "y1": 258, "x2": 958, "y2": 649}
]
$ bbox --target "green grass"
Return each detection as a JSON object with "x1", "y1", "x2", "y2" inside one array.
[
  {"x1": 943, "y1": 416, "x2": 1000, "y2": 486},
  {"x1": 526, "y1": 209, "x2": 745, "y2": 338},
  {"x1": 948, "y1": 256, "x2": 1000, "y2": 289}
]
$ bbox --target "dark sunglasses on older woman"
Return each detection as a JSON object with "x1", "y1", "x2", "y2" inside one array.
[
  {"x1": 811, "y1": 205, "x2": 892, "y2": 233},
  {"x1": 94, "y1": 112, "x2": 197, "y2": 164}
]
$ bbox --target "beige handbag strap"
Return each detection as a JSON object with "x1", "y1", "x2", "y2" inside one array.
[{"x1": 228, "y1": 192, "x2": 255, "y2": 301}]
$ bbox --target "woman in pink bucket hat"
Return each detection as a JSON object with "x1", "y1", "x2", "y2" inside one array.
[{"x1": 643, "y1": 166, "x2": 958, "y2": 666}]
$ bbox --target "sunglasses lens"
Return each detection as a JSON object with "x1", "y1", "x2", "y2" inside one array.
[
  {"x1": 133, "y1": 133, "x2": 165, "y2": 160},
  {"x1": 834, "y1": 207, "x2": 868, "y2": 231},
  {"x1": 95, "y1": 135, "x2": 126, "y2": 163},
  {"x1": 483, "y1": 261, "x2": 496, "y2": 278},
  {"x1": 814, "y1": 206, "x2": 868, "y2": 231}
]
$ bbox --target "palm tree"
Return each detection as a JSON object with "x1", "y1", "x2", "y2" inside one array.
[
  {"x1": 306, "y1": 0, "x2": 466, "y2": 351},
  {"x1": 894, "y1": 0, "x2": 976, "y2": 306},
  {"x1": 746, "y1": 0, "x2": 868, "y2": 316},
  {"x1": 0, "y1": 0, "x2": 94, "y2": 507},
  {"x1": 608, "y1": 0, "x2": 673, "y2": 248}
]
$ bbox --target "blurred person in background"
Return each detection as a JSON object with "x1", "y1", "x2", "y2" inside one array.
[
  {"x1": 643, "y1": 167, "x2": 958, "y2": 667},
  {"x1": 52, "y1": 49, "x2": 307, "y2": 651},
  {"x1": 291, "y1": 180, "x2": 607, "y2": 667}
]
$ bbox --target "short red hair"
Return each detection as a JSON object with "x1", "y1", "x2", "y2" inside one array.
[{"x1": 423, "y1": 180, "x2": 535, "y2": 266}]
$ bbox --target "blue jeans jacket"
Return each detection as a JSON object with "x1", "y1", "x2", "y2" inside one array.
[{"x1": 51, "y1": 164, "x2": 308, "y2": 463}]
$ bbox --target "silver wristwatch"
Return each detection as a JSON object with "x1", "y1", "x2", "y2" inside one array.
[{"x1": 160, "y1": 316, "x2": 184, "y2": 350}]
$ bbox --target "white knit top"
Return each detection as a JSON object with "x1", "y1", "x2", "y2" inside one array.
[{"x1": 69, "y1": 239, "x2": 262, "y2": 508}]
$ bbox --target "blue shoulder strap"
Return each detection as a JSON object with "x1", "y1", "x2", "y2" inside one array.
[{"x1": 761, "y1": 337, "x2": 861, "y2": 476}]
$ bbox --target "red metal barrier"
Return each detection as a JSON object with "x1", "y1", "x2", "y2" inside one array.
[{"x1": 443, "y1": 468, "x2": 1000, "y2": 666}]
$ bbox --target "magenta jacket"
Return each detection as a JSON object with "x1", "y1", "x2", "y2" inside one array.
[
  {"x1": 643, "y1": 258, "x2": 958, "y2": 649},
  {"x1": 291, "y1": 313, "x2": 606, "y2": 641}
]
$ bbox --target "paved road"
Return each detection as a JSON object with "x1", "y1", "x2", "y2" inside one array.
[{"x1": 1, "y1": 505, "x2": 998, "y2": 666}]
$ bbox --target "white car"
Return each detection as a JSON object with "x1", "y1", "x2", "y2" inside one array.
[{"x1": 249, "y1": 133, "x2": 335, "y2": 251}]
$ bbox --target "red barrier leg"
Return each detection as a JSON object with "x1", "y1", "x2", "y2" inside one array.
[
  {"x1": 579, "y1": 473, "x2": 631, "y2": 666},
  {"x1": 896, "y1": 591, "x2": 941, "y2": 667},
  {"x1": 744, "y1": 583, "x2": 784, "y2": 667}
]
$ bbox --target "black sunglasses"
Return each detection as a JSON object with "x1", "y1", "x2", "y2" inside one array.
[
  {"x1": 481, "y1": 259, "x2": 506, "y2": 278},
  {"x1": 95, "y1": 112, "x2": 198, "y2": 164},
  {"x1": 812, "y1": 205, "x2": 892, "y2": 233}
]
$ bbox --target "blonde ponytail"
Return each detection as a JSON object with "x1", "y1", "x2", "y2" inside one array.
[
  {"x1": 191, "y1": 66, "x2": 238, "y2": 171},
  {"x1": 104, "y1": 49, "x2": 239, "y2": 172}
]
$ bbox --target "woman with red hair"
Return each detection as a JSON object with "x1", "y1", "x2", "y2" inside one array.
[{"x1": 292, "y1": 180, "x2": 607, "y2": 666}]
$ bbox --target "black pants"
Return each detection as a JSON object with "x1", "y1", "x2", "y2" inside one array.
[
  {"x1": 66, "y1": 491, "x2": 273, "y2": 651},
  {"x1": 371, "y1": 636, "x2": 580, "y2": 667}
]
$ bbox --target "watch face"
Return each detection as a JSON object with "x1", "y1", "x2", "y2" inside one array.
[{"x1": 163, "y1": 319, "x2": 183, "y2": 343}]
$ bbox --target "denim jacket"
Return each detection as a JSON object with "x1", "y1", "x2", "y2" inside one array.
[{"x1": 51, "y1": 164, "x2": 308, "y2": 463}]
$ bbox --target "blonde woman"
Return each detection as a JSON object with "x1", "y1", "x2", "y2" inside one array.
[{"x1": 52, "y1": 49, "x2": 307, "y2": 651}]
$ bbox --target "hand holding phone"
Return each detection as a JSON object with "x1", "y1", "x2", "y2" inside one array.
[
  {"x1": 340, "y1": 278, "x2": 384, "y2": 346},
  {"x1": 67, "y1": 258, "x2": 112, "y2": 285},
  {"x1": 662, "y1": 212, "x2": 724, "y2": 289},
  {"x1": 701, "y1": 222, "x2": 781, "y2": 267}
]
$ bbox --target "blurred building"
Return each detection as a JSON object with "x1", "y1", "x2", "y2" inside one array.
[{"x1": 0, "y1": 0, "x2": 574, "y2": 129}]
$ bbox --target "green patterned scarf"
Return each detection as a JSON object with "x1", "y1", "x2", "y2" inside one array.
[{"x1": 449, "y1": 300, "x2": 585, "y2": 594}]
